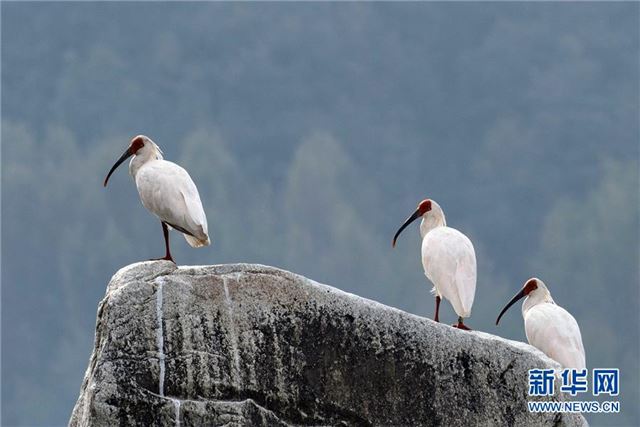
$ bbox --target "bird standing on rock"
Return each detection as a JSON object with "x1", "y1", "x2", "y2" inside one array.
[
  {"x1": 392, "y1": 198, "x2": 477, "y2": 330},
  {"x1": 104, "y1": 135, "x2": 210, "y2": 263},
  {"x1": 496, "y1": 277, "x2": 586, "y2": 370}
]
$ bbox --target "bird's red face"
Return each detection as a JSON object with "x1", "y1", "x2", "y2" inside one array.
[
  {"x1": 129, "y1": 136, "x2": 145, "y2": 155},
  {"x1": 523, "y1": 278, "x2": 538, "y2": 295},
  {"x1": 417, "y1": 199, "x2": 432, "y2": 216},
  {"x1": 392, "y1": 197, "x2": 432, "y2": 248}
]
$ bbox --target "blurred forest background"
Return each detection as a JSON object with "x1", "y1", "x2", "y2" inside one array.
[{"x1": 2, "y1": 3, "x2": 638, "y2": 426}]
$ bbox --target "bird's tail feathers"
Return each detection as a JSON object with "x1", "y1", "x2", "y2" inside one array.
[{"x1": 184, "y1": 233, "x2": 210, "y2": 248}]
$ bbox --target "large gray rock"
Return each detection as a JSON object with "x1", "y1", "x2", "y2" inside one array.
[{"x1": 70, "y1": 262, "x2": 586, "y2": 426}]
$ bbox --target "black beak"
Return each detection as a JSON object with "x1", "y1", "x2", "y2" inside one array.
[
  {"x1": 495, "y1": 287, "x2": 528, "y2": 325},
  {"x1": 103, "y1": 148, "x2": 133, "y2": 187},
  {"x1": 392, "y1": 208, "x2": 421, "y2": 248}
]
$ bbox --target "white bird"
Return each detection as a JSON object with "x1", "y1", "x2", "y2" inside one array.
[
  {"x1": 496, "y1": 278, "x2": 586, "y2": 370},
  {"x1": 392, "y1": 199, "x2": 477, "y2": 330},
  {"x1": 104, "y1": 135, "x2": 210, "y2": 262}
]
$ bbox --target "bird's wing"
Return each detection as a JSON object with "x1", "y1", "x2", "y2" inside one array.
[
  {"x1": 525, "y1": 303, "x2": 586, "y2": 370},
  {"x1": 177, "y1": 172, "x2": 208, "y2": 235},
  {"x1": 422, "y1": 227, "x2": 477, "y2": 317},
  {"x1": 178, "y1": 175, "x2": 210, "y2": 247},
  {"x1": 135, "y1": 160, "x2": 209, "y2": 246}
]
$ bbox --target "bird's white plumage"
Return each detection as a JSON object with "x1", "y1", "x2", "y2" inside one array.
[
  {"x1": 524, "y1": 304, "x2": 586, "y2": 370},
  {"x1": 135, "y1": 160, "x2": 209, "y2": 247},
  {"x1": 520, "y1": 280, "x2": 585, "y2": 370},
  {"x1": 129, "y1": 136, "x2": 210, "y2": 247},
  {"x1": 422, "y1": 227, "x2": 476, "y2": 317},
  {"x1": 414, "y1": 200, "x2": 477, "y2": 319}
]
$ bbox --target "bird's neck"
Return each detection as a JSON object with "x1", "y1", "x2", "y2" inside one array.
[
  {"x1": 129, "y1": 150, "x2": 163, "y2": 178},
  {"x1": 522, "y1": 292, "x2": 555, "y2": 316},
  {"x1": 420, "y1": 211, "x2": 447, "y2": 238}
]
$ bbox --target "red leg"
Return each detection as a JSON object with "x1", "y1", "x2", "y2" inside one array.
[
  {"x1": 452, "y1": 316, "x2": 472, "y2": 331},
  {"x1": 434, "y1": 296, "x2": 441, "y2": 322},
  {"x1": 151, "y1": 222, "x2": 174, "y2": 263}
]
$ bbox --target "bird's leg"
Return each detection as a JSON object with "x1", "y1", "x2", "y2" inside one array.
[
  {"x1": 161, "y1": 222, "x2": 174, "y2": 262},
  {"x1": 434, "y1": 296, "x2": 441, "y2": 322},
  {"x1": 452, "y1": 316, "x2": 472, "y2": 331},
  {"x1": 151, "y1": 222, "x2": 174, "y2": 263}
]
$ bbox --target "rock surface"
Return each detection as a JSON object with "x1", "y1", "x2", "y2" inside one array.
[{"x1": 70, "y1": 262, "x2": 586, "y2": 426}]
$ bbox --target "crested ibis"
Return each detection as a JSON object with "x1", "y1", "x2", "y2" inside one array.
[
  {"x1": 496, "y1": 278, "x2": 586, "y2": 370},
  {"x1": 392, "y1": 199, "x2": 477, "y2": 330},
  {"x1": 103, "y1": 135, "x2": 210, "y2": 262}
]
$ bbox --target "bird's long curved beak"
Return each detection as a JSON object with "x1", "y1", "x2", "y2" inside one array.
[
  {"x1": 103, "y1": 148, "x2": 133, "y2": 187},
  {"x1": 495, "y1": 287, "x2": 527, "y2": 325},
  {"x1": 392, "y1": 208, "x2": 421, "y2": 248}
]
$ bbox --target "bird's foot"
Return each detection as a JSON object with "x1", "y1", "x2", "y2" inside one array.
[
  {"x1": 451, "y1": 321, "x2": 472, "y2": 331},
  {"x1": 149, "y1": 255, "x2": 175, "y2": 263}
]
